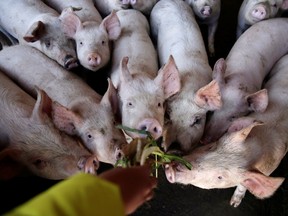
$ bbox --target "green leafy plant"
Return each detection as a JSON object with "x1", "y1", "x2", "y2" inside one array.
[{"x1": 115, "y1": 125, "x2": 192, "y2": 177}]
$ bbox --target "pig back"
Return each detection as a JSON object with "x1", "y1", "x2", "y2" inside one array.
[{"x1": 0, "y1": 45, "x2": 102, "y2": 107}]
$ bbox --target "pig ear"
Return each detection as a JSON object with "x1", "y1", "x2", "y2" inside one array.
[
  {"x1": 0, "y1": 148, "x2": 24, "y2": 180},
  {"x1": 31, "y1": 87, "x2": 53, "y2": 122},
  {"x1": 241, "y1": 171, "x2": 284, "y2": 199},
  {"x1": 59, "y1": 7, "x2": 82, "y2": 38},
  {"x1": 221, "y1": 121, "x2": 262, "y2": 149},
  {"x1": 227, "y1": 117, "x2": 259, "y2": 133},
  {"x1": 194, "y1": 80, "x2": 222, "y2": 111},
  {"x1": 212, "y1": 58, "x2": 226, "y2": 85},
  {"x1": 246, "y1": 89, "x2": 268, "y2": 113},
  {"x1": 120, "y1": 56, "x2": 133, "y2": 83},
  {"x1": 23, "y1": 21, "x2": 45, "y2": 42},
  {"x1": 51, "y1": 101, "x2": 81, "y2": 135},
  {"x1": 154, "y1": 55, "x2": 181, "y2": 99},
  {"x1": 101, "y1": 78, "x2": 119, "y2": 114},
  {"x1": 101, "y1": 10, "x2": 121, "y2": 40}
]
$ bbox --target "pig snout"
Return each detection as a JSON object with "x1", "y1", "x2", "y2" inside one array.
[
  {"x1": 201, "y1": 6, "x2": 212, "y2": 16},
  {"x1": 251, "y1": 5, "x2": 267, "y2": 20},
  {"x1": 87, "y1": 53, "x2": 102, "y2": 67},
  {"x1": 63, "y1": 54, "x2": 78, "y2": 70},
  {"x1": 115, "y1": 147, "x2": 125, "y2": 161},
  {"x1": 165, "y1": 163, "x2": 177, "y2": 183},
  {"x1": 137, "y1": 118, "x2": 163, "y2": 139},
  {"x1": 78, "y1": 155, "x2": 99, "y2": 174}
]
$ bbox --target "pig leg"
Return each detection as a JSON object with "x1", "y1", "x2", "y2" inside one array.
[{"x1": 230, "y1": 184, "x2": 247, "y2": 207}]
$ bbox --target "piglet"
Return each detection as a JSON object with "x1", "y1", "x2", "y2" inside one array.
[
  {"x1": 166, "y1": 53, "x2": 288, "y2": 207},
  {"x1": 150, "y1": 0, "x2": 222, "y2": 153},
  {"x1": 110, "y1": 9, "x2": 181, "y2": 140},
  {"x1": 0, "y1": 45, "x2": 127, "y2": 167},
  {"x1": 0, "y1": 0, "x2": 78, "y2": 69},
  {"x1": 0, "y1": 71, "x2": 97, "y2": 180},
  {"x1": 237, "y1": 0, "x2": 288, "y2": 38},
  {"x1": 43, "y1": 0, "x2": 121, "y2": 71},
  {"x1": 202, "y1": 17, "x2": 288, "y2": 144},
  {"x1": 184, "y1": 0, "x2": 221, "y2": 56}
]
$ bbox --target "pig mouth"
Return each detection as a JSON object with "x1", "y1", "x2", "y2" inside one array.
[
  {"x1": 64, "y1": 56, "x2": 79, "y2": 70},
  {"x1": 78, "y1": 155, "x2": 99, "y2": 174}
]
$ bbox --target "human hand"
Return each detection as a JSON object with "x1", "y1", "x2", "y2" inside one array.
[{"x1": 99, "y1": 165, "x2": 157, "y2": 215}]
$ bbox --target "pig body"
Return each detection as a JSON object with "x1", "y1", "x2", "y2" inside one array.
[
  {"x1": 0, "y1": 71, "x2": 97, "y2": 180},
  {"x1": 0, "y1": 0, "x2": 78, "y2": 69},
  {"x1": 110, "y1": 9, "x2": 181, "y2": 140},
  {"x1": 150, "y1": 0, "x2": 222, "y2": 153},
  {"x1": 130, "y1": 0, "x2": 159, "y2": 16},
  {"x1": 237, "y1": 0, "x2": 288, "y2": 38},
  {"x1": 93, "y1": 0, "x2": 130, "y2": 17},
  {"x1": 202, "y1": 18, "x2": 288, "y2": 144},
  {"x1": 0, "y1": 45, "x2": 127, "y2": 166},
  {"x1": 43, "y1": 0, "x2": 121, "y2": 71},
  {"x1": 184, "y1": 0, "x2": 221, "y2": 56},
  {"x1": 165, "y1": 54, "x2": 288, "y2": 207}
]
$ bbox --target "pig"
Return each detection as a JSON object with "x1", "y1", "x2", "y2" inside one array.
[
  {"x1": 237, "y1": 0, "x2": 288, "y2": 38},
  {"x1": 43, "y1": 0, "x2": 122, "y2": 72},
  {"x1": 109, "y1": 9, "x2": 181, "y2": 140},
  {"x1": 0, "y1": 45, "x2": 127, "y2": 167},
  {"x1": 150, "y1": 0, "x2": 222, "y2": 153},
  {"x1": 165, "y1": 54, "x2": 288, "y2": 207},
  {"x1": 184, "y1": 0, "x2": 221, "y2": 57},
  {"x1": 93, "y1": 0, "x2": 130, "y2": 17},
  {"x1": 0, "y1": 0, "x2": 78, "y2": 69},
  {"x1": 202, "y1": 18, "x2": 288, "y2": 144},
  {"x1": 0, "y1": 71, "x2": 98, "y2": 180}
]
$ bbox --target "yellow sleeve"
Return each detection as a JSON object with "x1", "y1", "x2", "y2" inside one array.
[{"x1": 4, "y1": 173, "x2": 126, "y2": 216}]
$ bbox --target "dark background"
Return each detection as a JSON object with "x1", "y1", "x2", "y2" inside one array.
[{"x1": 1, "y1": 0, "x2": 288, "y2": 215}]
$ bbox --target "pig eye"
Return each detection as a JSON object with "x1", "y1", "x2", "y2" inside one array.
[
  {"x1": 190, "y1": 116, "x2": 201, "y2": 127},
  {"x1": 33, "y1": 159, "x2": 47, "y2": 169},
  {"x1": 87, "y1": 133, "x2": 93, "y2": 140},
  {"x1": 101, "y1": 40, "x2": 105, "y2": 45},
  {"x1": 79, "y1": 41, "x2": 83, "y2": 46},
  {"x1": 44, "y1": 40, "x2": 51, "y2": 48},
  {"x1": 218, "y1": 176, "x2": 223, "y2": 180},
  {"x1": 127, "y1": 101, "x2": 134, "y2": 108},
  {"x1": 157, "y1": 102, "x2": 162, "y2": 107}
]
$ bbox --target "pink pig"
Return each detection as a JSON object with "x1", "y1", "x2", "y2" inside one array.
[
  {"x1": 0, "y1": 71, "x2": 97, "y2": 180},
  {"x1": 165, "y1": 53, "x2": 288, "y2": 207},
  {"x1": 43, "y1": 0, "x2": 122, "y2": 71},
  {"x1": 150, "y1": 0, "x2": 222, "y2": 153},
  {"x1": 202, "y1": 18, "x2": 288, "y2": 144},
  {"x1": 0, "y1": 45, "x2": 127, "y2": 167},
  {"x1": 0, "y1": 0, "x2": 78, "y2": 69}
]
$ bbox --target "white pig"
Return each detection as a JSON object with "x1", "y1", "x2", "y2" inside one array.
[
  {"x1": 0, "y1": 45, "x2": 127, "y2": 167},
  {"x1": 184, "y1": 0, "x2": 221, "y2": 57},
  {"x1": 166, "y1": 54, "x2": 288, "y2": 207},
  {"x1": 237, "y1": 0, "x2": 288, "y2": 38},
  {"x1": 0, "y1": 71, "x2": 98, "y2": 180},
  {"x1": 0, "y1": 0, "x2": 78, "y2": 69},
  {"x1": 93, "y1": 0, "x2": 130, "y2": 17},
  {"x1": 150, "y1": 0, "x2": 222, "y2": 153},
  {"x1": 43, "y1": 0, "x2": 121, "y2": 71},
  {"x1": 202, "y1": 18, "x2": 288, "y2": 144},
  {"x1": 110, "y1": 9, "x2": 181, "y2": 140}
]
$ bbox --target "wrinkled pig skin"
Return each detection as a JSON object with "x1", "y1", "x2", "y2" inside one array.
[
  {"x1": 237, "y1": 0, "x2": 288, "y2": 38},
  {"x1": 43, "y1": 0, "x2": 121, "y2": 72},
  {"x1": 150, "y1": 0, "x2": 222, "y2": 153},
  {"x1": 184, "y1": 0, "x2": 221, "y2": 57},
  {"x1": 0, "y1": 45, "x2": 127, "y2": 166},
  {"x1": 0, "y1": 0, "x2": 78, "y2": 69},
  {"x1": 110, "y1": 9, "x2": 181, "y2": 140},
  {"x1": 0, "y1": 71, "x2": 98, "y2": 180},
  {"x1": 165, "y1": 54, "x2": 288, "y2": 207},
  {"x1": 202, "y1": 18, "x2": 288, "y2": 144}
]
